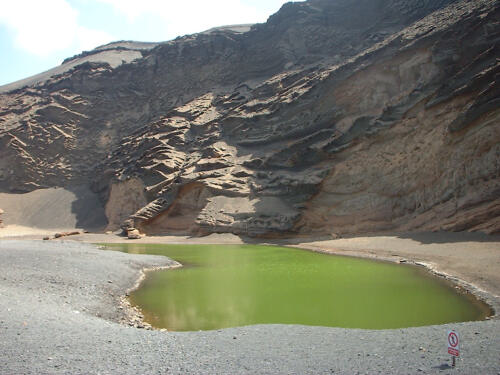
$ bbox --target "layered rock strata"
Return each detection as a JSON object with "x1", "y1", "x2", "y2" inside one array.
[{"x1": 0, "y1": 0, "x2": 498, "y2": 236}]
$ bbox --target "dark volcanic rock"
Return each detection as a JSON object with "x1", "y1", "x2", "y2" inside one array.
[{"x1": 0, "y1": 0, "x2": 499, "y2": 236}]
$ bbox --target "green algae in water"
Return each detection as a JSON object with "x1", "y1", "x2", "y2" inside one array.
[{"x1": 102, "y1": 243, "x2": 490, "y2": 331}]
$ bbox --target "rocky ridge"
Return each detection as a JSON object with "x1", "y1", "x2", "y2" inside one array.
[{"x1": 0, "y1": 0, "x2": 499, "y2": 236}]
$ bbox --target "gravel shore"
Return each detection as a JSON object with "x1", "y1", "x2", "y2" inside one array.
[{"x1": 0, "y1": 240, "x2": 499, "y2": 374}]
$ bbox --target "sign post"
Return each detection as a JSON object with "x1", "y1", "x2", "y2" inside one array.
[{"x1": 447, "y1": 330, "x2": 459, "y2": 367}]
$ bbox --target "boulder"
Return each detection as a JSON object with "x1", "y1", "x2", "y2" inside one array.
[
  {"x1": 127, "y1": 228, "x2": 142, "y2": 240},
  {"x1": 120, "y1": 219, "x2": 135, "y2": 235}
]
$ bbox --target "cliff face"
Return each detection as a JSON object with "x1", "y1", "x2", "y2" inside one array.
[{"x1": 0, "y1": 0, "x2": 498, "y2": 236}]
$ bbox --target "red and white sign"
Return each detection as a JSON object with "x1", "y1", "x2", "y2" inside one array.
[{"x1": 447, "y1": 330, "x2": 460, "y2": 357}]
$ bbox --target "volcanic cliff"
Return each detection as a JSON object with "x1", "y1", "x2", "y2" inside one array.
[{"x1": 0, "y1": 0, "x2": 499, "y2": 236}]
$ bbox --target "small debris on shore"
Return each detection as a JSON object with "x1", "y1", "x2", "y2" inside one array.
[{"x1": 54, "y1": 231, "x2": 81, "y2": 239}]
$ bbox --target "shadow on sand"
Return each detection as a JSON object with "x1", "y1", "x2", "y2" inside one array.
[{"x1": 69, "y1": 185, "x2": 108, "y2": 231}]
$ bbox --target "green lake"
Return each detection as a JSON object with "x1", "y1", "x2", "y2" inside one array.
[{"x1": 102, "y1": 243, "x2": 490, "y2": 331}]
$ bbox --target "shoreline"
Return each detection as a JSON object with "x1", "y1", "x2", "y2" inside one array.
[
  {"x1": 119, "y1": 262, "x2": 183, "y2": 329},
  {"x1": 2, "y1": 229, "x2": 499, "y2": 322},
  {"x1": 284, "y1": 243, "x2": 499, "y2": 321},
  {"x1": 103, "y1": 240, "x2": 498, "y2": 331},
  {"x1": 77, "y1": 231, "x2": 500, "y2": 323},
  {"x1": 0, "y1": 239, "x2": 499, "y2": 374}
]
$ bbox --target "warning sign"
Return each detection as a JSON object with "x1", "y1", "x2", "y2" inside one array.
[{"x1": 447, "y1": 330, "x2": 460, "y2": 357}]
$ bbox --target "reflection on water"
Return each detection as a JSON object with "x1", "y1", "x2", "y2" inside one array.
[{"x1": 102, "y1": 244, "x2": 490, "y2": 331}]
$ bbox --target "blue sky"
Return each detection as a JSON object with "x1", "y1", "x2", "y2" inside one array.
[{"x1": 0, "y1": 0, "x2": 293, "y2": 86}]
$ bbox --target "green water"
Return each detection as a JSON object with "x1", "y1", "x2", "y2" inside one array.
[{"x1": 102, "y1": 243, "x2": 489, "y2": 331}]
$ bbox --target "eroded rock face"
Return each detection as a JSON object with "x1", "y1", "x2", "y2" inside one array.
[
  {"x1": 0, "y1": 0, "x2": 498, "y2": 236},
  {"x1": 105, "y1": 178, "x2": 148, "y2": 231}
]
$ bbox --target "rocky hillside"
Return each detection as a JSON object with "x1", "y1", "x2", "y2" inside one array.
[{"x1": 0, "y1": 0, "x2": 499, "y2": 236}]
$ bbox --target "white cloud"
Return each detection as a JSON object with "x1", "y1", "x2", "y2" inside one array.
[
  {"x1": 96, "y1": 0, "x2": 289, "y2": 38},
  {"x1": 76, "y1": 26, "x2": 114, "y2": 52},
  {"x1": 0, "y1": 0, "x2": 114, "y2": 56},
  {"x1": 0, "y1": 0, "x2": 290, "y2": 57}
]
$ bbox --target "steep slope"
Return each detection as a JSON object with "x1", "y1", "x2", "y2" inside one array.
[{"x1": 0, "y1": 0, "x2": 498, "y2": 236}]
